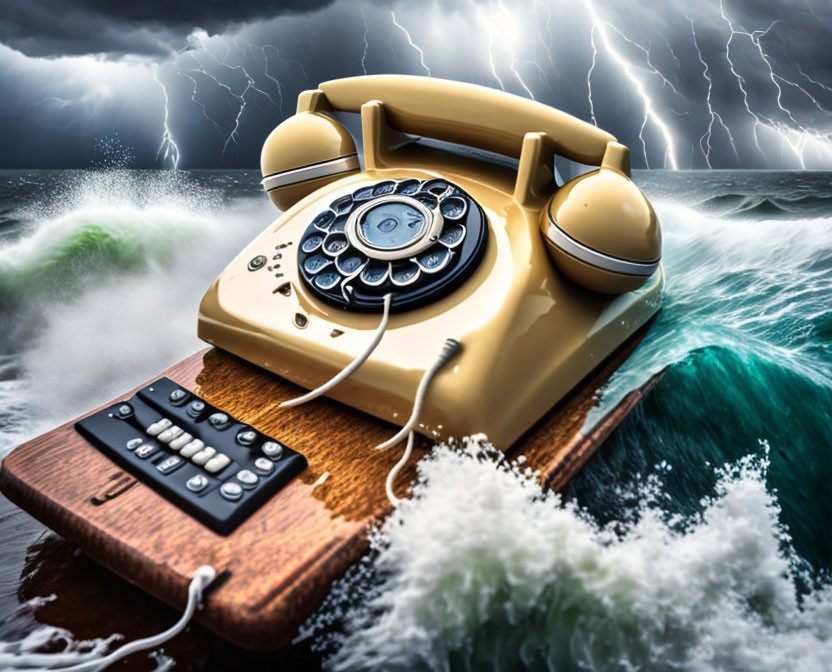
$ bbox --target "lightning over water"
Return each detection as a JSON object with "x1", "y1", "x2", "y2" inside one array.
[{"x1": 6, "y1": 0, "x2": 828, "y2": 170}]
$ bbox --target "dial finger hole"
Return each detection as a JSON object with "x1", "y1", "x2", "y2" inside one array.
[
  {"x1": 330, "y1": 215, "x2": 347, "y2": 233},
  {"x1": 440, "y1": 196, "x2": 467, "y2": 220},
  {"x1": 372, "y1": 180, "x2": 397, "y2": 197},
  {"x1": 359, "y1": 260, "x2": 389, "y2": 287},
  {"x1": 353, "y1": 185, "x2": 375, "y2": 201},
  {"x1": 417, "y1": 245, "x2": 451, "y2": 273},
  {"x1": 422, "y1": 179, "x2": 451, "y2": 197},
  {"x1": 313, "y1": 209, "x2": 336, "y2": 231},
  {"x1": 323, "y1": 233, "x2": 349, "y2": 256},
  {"x1": 439, "y1": 222, "x2": 466, "y2": 248},
  {"x1": 336, "y1": 252, "x2": 368, "y2": 276},
  {"x1": 303, "y1": 253, "x2": 332, "y2": 275},
  {"x1": 397, "y1": 179, "x2": 421, "y2": 195},
  {"x1": 390, "y1": 261, "x2": 421, "y2": 287},
  {"x1": 314, "y1": 270, "x2": 342, "y2": 291},
  {"x1": 413, "y1": 192, "x2": 438, "y2": 209},
  {"x1": 301, "y1": 233, "x2": 324, "y2": 254},
  {"x1": 330, "y1": 194, "x2": 353, "y2": 215}
]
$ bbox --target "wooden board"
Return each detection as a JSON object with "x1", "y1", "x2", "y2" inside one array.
[{"x1": 0, "y1": 334, "x2": 659, "y2": 653}]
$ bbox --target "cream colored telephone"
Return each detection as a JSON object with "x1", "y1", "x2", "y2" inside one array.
[{"x1": 198, "y1": 75, "x2": 662, "y2": 449}]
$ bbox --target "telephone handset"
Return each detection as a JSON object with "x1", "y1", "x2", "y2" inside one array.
[{"x1": 198, "y1": 75, "x2": 662, "y2": 449}]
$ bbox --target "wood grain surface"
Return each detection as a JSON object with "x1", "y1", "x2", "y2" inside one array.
[{"x1": 0, "y1": 330, "x2": 658, "y2": 653}]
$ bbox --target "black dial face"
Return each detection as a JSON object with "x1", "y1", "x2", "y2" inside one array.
[{"x1": 297, "y1": 178, "x2": 488, "y2": 312}]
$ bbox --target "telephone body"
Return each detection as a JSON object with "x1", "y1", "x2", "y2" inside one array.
[{"x1": 198, "y1": 76, "x2": 662, "y2": 449}]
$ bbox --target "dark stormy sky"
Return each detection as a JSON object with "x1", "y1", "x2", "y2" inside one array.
[{"x1": 0, "y1": 0, "x2": 830, "y2": 169}]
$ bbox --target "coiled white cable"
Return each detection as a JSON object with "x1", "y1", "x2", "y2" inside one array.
[
  {"x1": 376, "y1": 338, "x2": 462, "y2": 452},
  {"x1": 4, "y1": 566, "x2": 217, "y2": 672},
  {"x1": 280, "y1": 293, "x2": 393, "y2": 408}
]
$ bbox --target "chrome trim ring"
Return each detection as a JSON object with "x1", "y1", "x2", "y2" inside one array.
[
  {"x1": 261, "y1": 154, "x2": 360, "y2": 192},
  {"x1": 546, "y1": 217, "x2": 660, "y2": 277},
  {"x1": 345, "y1": 195, "x2": 445, "y2": 261}
]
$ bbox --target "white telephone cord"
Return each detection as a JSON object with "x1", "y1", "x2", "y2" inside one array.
[
  {"x1": 280, "y1": 293, "x2": 393, "y2": 408},
  {"x1": 4, "y1": 566, "x2": 217, "y2": 671},
  {"x1": 375, "y1": 338, "x2": 462, "y2": 452}
]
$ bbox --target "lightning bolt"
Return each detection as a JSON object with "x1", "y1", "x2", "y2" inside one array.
[
  {"x1": 172, "y1": 63, "x2": 225, "y2": 139},
  {"x1": 584, "y1": 0, "x2": 678, "y2": 169},
  {"x1": 586, "y1": 21, "x2": 598, "y2": 124},
  {"x1": 719, "y1": 0, "x2": 832, "y2": 167},
  {"x1": 390, "y1": 10, "x2": 430, "y2": 76},
  {"x1": 152, "y1": 65, "x2": 180, "y2": 169},
  {"x1": 359, "y1": 7, "x2": 370, "y2": 76},
  {"x1": 687, "y1": 16, "x2": 738, "y2": 167}
]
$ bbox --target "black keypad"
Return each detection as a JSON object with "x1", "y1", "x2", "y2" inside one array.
[{"x1": 75, "y1": 377, "x2": 306, "y2": 535}]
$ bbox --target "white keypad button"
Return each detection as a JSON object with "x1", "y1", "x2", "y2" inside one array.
[
  {"x1": 220, "y1": 482, "x2": 243, "y2": 501},
  {"x1": 168, "y1": 432, "x2": 193, "y2": 451},
  {"x1": 186, "y1": 474, "x2": 208, "y2": 493},
  {"x1": 157, "y1": 426, "x2": 184, "y2": 444},
  {"x1": 191, "y1": 446, "x2": 216, "y2": 466},
  {"x1": 254, "y1": 457, "x2": 274, "y2": 474},
  {"x1": 261, "y1": 441, "x2": 284, "y2": 460},
  {"x1": 146, "y1": 418, "x2": 172, "y2": 436},
  {"x1": 126, "y1": 438, "x2": 143, "y2": 451},
  {"x1": 135, "y1": 444, "x2": 157, "y2": 459},
  {"x1": 179, "y1": 439, "x2": 204, "y2": 458},
  {"x1": 236, "y1": 469, "x2": 259, "y2": 489},
  {"x1": 204, "y1": 454, "x2": 231, "y2": 474}
]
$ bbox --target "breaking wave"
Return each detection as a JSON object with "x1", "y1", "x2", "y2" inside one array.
[{"x1": 310, "y1": 442, "x2": 832, "y2": 672}]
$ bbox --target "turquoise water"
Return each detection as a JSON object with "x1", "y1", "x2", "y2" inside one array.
[{"x1": 0, "y1": 169, "x2": 830, "y2": 670}]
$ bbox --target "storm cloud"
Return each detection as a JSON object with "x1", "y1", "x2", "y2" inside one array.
[
  {"x1": 0, "y1": 0, "x2": 336, "y2": 56},
  {"x1": 0, "y1": 0, "x2": 830, "y2": 170}
]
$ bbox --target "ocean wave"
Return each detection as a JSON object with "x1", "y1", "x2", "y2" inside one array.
[
  {"x1": 694, "y1": 192, "x2": 832, "y2": 218},
  {"x1": 314, "y1": 442, "x2": 832, "y2": 672},
  {"x1": 0, "y1": 170, "x2": 273, "y2": 454}
]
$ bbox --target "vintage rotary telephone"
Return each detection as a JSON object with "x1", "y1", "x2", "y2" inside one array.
[{"x1": 198, "y1": 75, "x2": 663, "y2": 450}]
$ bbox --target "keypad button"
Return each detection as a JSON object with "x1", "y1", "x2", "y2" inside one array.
[
  {"x1": 312, "y1": 209, "x2": 336, "y2": 231},
  {"x1": 126, "y1": 438, "x2": 143, "y2": 451},
  {"x1": 187, "y1": 401, "x2": 205, "y2": 418},
  {"x1": 236, "y1": 469, "x2": 259, "y2": 489},
  {"x1": 302, "y1": 233, "x2": 324, "y2": 254},
  {"x1": 359, "y1": 261, "x2": 389, "y2": 287},
  {"x1": 440, "y1": 196, "x2": 467, "y2": 220},
  {"x1": 330, "y1": 194, "x2": 353, "y2": 215},
  {"x1": 261, "y1": 441, "x2": 284, "y2": 460},
  {"x1": 146, "y1": 418, "x2": 172, "y2": 436},
  {"x1": 157, "y1": 426, "x2": 184, "y2": 444},
  {"x1": 314, "y1": 270, "x2": 342, "y2": 291},
  {"x1": 168, "y1": 389, "x2": 188, "y2": 405},
  {"x1": 397, "y1": 179, "x2": 421, "y2": 195},
  {"x1": 116, "y1": 404, "x2": 133, "y2": 419},
  {"x1": 135, "y1": 444, "x2": 158, "y2": 459},
  {"x1": 179, "y1": 439, "x2": 205, "y2": 458},
  {"x1": 220, "y1": 482, "x2": 243, "y2": 501},
  {"x1": 168, "y1": 432, "x2": 193, "y2": 451},
  {"x1": 236, "y1": 429, "x2": 257, "y2": 446},
  {"x1": 254, "y1": 457, "x2": 274, "y2": 474},
  {"x1": 186, "y1": 475, "x2": 208, "y2": 493},
  {"x1": 372, "y1": 180, "x2": 397, "y2": 196},
  {"x1": 192, "y1": 447, "x2": 216, "y2": 466},
  {"x1": 390, "y1": 261, "x2": 421, "y2": 287},
  {"x1": 204, "y1": 454, "x2": 231, "y2": 474},
  {"x1": 304, "y1": 254, "x2": 332, "y2": 275},
  {"x1": 208, "y1": 412, "x2": 230, "y2": 429},
  {"x1": 156, "y1": 455, "x2": 184, "y2": 475},
  {"x1": 417, "y1": 246, "x2": 451, "y2": 274},
  {"x1": 439, "y1": 223, "x2": 465, "y2": 248}
]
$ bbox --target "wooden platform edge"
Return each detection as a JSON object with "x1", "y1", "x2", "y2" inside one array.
[{"x1": 0, "y1": 332, "x2": 663, "y2": 651}]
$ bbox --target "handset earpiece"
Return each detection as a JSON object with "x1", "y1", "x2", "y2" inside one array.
[
  {"x1": 260, "y1": 111, "x2": 359, "y2": 211},
  {"x1": 540, "y1": 143, "x2": 662, "y2": 294}
]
